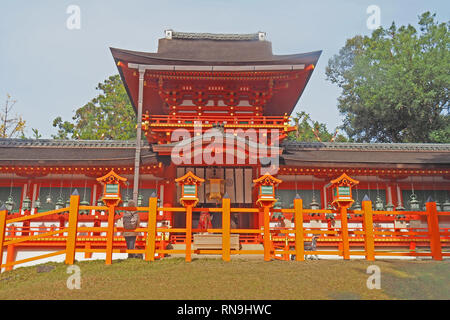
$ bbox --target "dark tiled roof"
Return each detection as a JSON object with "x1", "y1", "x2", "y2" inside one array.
[
  {"x1": 0, "y1": 139, "x2": 157, "y2": 166},
  {"x1": 281, "y1": 141, "x2": 450, "y2": 167},
  {"x1": 110, "y1": 40, "x2": 321, "y2": 64},
  {"x1": 282, "y1": 141, "x2": 450, "y2": 152},
  {"x1": 2, "y1": 139, "x2": 448, "y2": 168},
  {"x1": 0, "y1": 139, "x2": 142, "y2": 149}
]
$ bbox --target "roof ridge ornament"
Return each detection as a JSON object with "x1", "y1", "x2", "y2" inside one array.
[{"x1": 164, "y1": 30, "x2": 264, "y2": 41}]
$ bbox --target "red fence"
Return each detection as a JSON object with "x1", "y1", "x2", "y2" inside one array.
[{"x1": 0, "y1": 196, "x2": 449, "y2": 272}]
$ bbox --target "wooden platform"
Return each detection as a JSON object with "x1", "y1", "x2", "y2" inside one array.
[{"x1": 193, "y1": 234, "x2": 240, "y2": 250}]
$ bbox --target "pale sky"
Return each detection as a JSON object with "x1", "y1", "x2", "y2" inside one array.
[{"x1": 1, "y1": 0, "x2": 448, "y2": 138}]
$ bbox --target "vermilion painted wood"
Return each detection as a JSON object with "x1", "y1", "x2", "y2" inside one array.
[
  {"x1": 185, "y1": 204, "x2": 193, "y2": 262},
  {"x1": 105, "y1": 205, "x2": 116, "y2": 265},
  {"x1": 294, "y1": 198, "x2": 305, "y2": 261},
  {"x1": 0, "y1": 210, "x2": 7, "y2": 272},
  {"x1": 145, "y1": 197, "x2": 158, "y2": 261},
  {"x1": 1, "y1": 197, "x2": 449, "y2": 270},
  {"x1": 263, "y1": 205, "x2": 271, "y2": 261},
  {"x1": 340, "y1": 206, "x2": 350, "y2": 260},
  {"x1": 362, "y1": 200, "x2": 375, "y2": 261},
  {"x1": 426, "y1": 202, "x2": 443, "y2": 261},
  {"x1": 65, "y1": 195, "x2": 80, "y2": 265},
  {"x1": 222, "y1": 197, "x2": 231, "y2": 262}
]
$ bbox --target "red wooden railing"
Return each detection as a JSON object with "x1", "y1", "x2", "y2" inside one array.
[{"x1": 0, "y1": 196, "x2": 448, "y2": 272}]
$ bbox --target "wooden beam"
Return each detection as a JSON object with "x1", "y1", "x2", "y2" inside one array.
[
  {"x1": 222, "y1": 197, "x2": 231, "y2": 262},
  {"x1": 145, "y1": 196, "x2": 158, "y2": 261},
  {"x1": 294, "y1": 198, "x2": 304, "y2": 261}
]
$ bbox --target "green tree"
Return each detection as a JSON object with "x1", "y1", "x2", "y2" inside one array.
[
  {"x1": 288, "y1": 111, "x2": 347, "y2": 142},
  {"x1": 326, "y1": 12, "x2": 449, "y2": 143},
  {"x1": 52, "y1": 75, "x2": 136, "y2": 140}
]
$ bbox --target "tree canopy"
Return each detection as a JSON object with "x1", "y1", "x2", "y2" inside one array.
[
  {"x1": 287, "y1": 111, "x2": 348, "y2": 142},
  {"x1": 52, "y1": 75, "x2": 136, "y2": 140},
  {"x1": 326, "y1": 12, "x2": 449, "y2": 143}
]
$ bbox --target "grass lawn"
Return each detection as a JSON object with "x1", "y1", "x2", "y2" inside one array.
[{"x1": 0, "y1": 257, "x2": 449, "y2": 300}]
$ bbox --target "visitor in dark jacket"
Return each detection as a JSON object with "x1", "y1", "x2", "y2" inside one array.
[{"x1": 117, "y1": 200, "x2": 141, "y2": 259}]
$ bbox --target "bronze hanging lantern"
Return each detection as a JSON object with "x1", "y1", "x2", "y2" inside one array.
[
  {"x1": 22, "y1": 196, "x2": 32, "y2": 211},
  {"x1": 443, "y1": 199, "x2": 450, "y2": 212},
  {"x1": 33, "y1": 197, "x2": 41, "y2": 211},
  {"x1": 137, "y1": 194, "x2": 144, "y2": 206},
  {"x1": 206, "y1": 178, "x2": 225, "y2": 202},
  {"x1": 309, "y1": 195, "x2": 320, "y2": 217},
  {"x1": 5, "y1": 195, "x2": 14, "y2": 212},
  {"x1": 386, "y1": 202, "x2": 394, "y2": 211},
  {"x1": 80, "y1": 199, "x2": 90, "y2": 215},
  {"x1": 55, "y1": 196, "x2": 65, "y2": 210},
  {"x1": 375, "y1": 196, "x2": 384, "y2": 211},
  {"x1": 409, "y1": 193, "x2": 420, "y2": 211}
]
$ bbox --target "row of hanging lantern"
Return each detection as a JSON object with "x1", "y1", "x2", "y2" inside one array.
[
  {"x1": 284, "y1": 175, "x2": 450, "y2": 222},
  {"x1": 2, "y1": 175, "x2": 161, "y2": 216}
]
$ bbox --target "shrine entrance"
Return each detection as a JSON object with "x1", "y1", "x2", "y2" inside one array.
[{"x1": 173, "y1": 166, "x2": 256, "y2": 230}]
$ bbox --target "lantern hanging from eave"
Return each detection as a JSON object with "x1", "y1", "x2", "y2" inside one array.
[
  {"x1": 55, "y1": 196, "x2": 65, "y2": 210},
  {"x1": 442, "y1": 198, "x2": 450, "y2": 212},
  {"x1": 309, "y1": 196, "x2": 320, "y2": 217},
  {"x1": 137, "y1": 194, "x2": 144, "y2": 207},
  {"x1": 80, "y1": 199, "x2": 90, "y2": 215},
  {"x1": 5, "y1": 196, "x2": 14, "y2": 212},
  {"x1": 409, "y1": 193, "x2": 420, "y2": 211},
  {"x1": 33, "y1": 197, "x2": 41, "y2": 211},
  {"x1": 352, "y1": 201, "x2": 362, "y2": 211},
  {"x1": 386, "y1": 202, "x2": 394, "y2": 211},
  {"x1": 375, "y1": 196, "x2": 384, "y2": 211},
  {"x1": 97, "y1": 198, "x2": 104, "y2": 206},
  {"x1": 22, "y1": 196, "x2": 32, "y2": 211},
  {"x1": 206, "y1": 178, "x2": 225, "y2": 202}
]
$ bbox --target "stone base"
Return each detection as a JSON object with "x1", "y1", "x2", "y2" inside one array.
[{"x1": 193, "y1": 233, "x2": 240, "y2": 250}]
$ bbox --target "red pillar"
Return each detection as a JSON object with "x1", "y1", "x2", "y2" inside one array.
[{"x1": 426, "y1": 201, "x2": 442, "y2": 261}]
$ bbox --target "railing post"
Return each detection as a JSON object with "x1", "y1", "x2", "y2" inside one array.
[
  {"x1": 362, "y1": 200, "x2": 375, "y2": 261},
  {"x1": 105, "y1": 204, "x2": 116, "y2": 265},
  {"x1": 340, "y1": 206, "x2": 350, "y2": 260},
  {"x1": 294, "y1": 198, "x2": 304, "y2": 261},
  {"x1": 6, "y1": 244, "x2": 15, "y2": 271},
  {"x1": 65, "y1": 194, "x2": 80, "y2": 265},
  {"x1": 426, "y1": 201, "x2": 442, "y2": 261},
  {"x1": 222, "y1": 196, "x2": 231, "y2": 262},
  {"x1": 145, "y1": 196, "x2": 158, "y2": 262},
  {"x1": 185, "y1": 204, "x2": 193, "y2": 262},
  {"x1": 0, "y1": 209, "x2": 7, "y2": 272},
  {"x1": 263, "y1": 205, "x2": 271, "y2": 261}
]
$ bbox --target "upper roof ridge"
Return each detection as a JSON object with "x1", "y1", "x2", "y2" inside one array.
[
  {"x1": 165, "y1": 30, "x2": 266, "y2": 41},
  {"x1": 282, "y1": 141, "x2": 450, "y2": 151},
  {"x1": 0, "y1": 138, "x2": 148, "y2": 148}
]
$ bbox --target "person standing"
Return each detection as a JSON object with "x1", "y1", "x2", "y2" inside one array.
[
  {"x1": 198, "y1": 210, "x2": 212, "y2": 234},
  {"x1": 118, "y1": 200, "x2": 141, "y2": 259}
]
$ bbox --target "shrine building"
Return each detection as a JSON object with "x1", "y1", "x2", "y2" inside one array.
[{"x1": 0, "y1": 30, "x2": 449, "y2": 235}]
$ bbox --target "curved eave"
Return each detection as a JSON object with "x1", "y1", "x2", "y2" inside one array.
[
  {"x1": 111, "y1": 47, "x2": 321, "y2": 116},
  {"x1": 110, "y1": 47, "x2": 322, "y2": 66}
]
